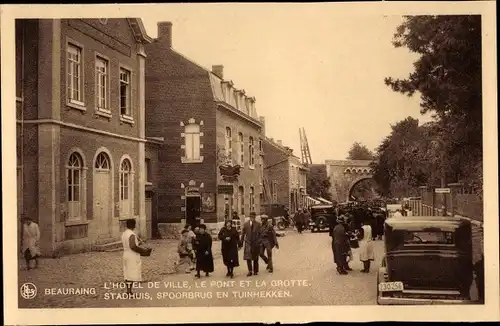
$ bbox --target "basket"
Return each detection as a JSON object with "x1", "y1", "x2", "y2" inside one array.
[{"x1": 140, "y1": 247, "x2": 153, "y2": 257}]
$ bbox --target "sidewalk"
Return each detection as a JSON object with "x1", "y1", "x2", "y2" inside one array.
[{"x1": 18, "y1": 238, "x2": 222, "y2": 308}]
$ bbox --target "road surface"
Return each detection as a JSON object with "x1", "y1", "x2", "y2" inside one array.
[{"x1": 105, "y1": 230, "x2": 383, "y2": 307}]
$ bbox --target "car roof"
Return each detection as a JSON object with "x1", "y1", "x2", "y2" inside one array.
[
  {"x1": 385, "y1": 215, "x2": 471, "y2": 229},
  {"x1": 311, "y1": 205, "x2": 333, "y2": 209}
]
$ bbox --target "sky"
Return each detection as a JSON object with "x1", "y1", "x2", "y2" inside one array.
[{"x1": 140, "y1": 5, "x2": 433, "y2": 164}]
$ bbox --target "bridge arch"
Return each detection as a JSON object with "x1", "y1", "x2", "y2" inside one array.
[{"x1": 347, "y1": 176, "x2": 375, "y2": 201}]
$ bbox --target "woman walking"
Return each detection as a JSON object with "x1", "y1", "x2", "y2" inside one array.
[
  {"x1": 193, "y1": 224, "x2": 214, "y2": 278},
  {"x1": 359, "y1": 223, "x2": 375, "y2": 273},
  {"x1": 122, "y1": 219, "x2": 149, "y2": 295},
  {"x1": 218, "y1": 220, "x2": 240, "y2": 278}
]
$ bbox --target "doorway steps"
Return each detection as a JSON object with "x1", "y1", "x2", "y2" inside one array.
[{"x1": 92, "y1": 237, "x2": 122, "y2": 252}]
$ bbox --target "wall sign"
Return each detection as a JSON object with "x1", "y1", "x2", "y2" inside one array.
[
  {"x1": 218, "y1": 185, "x2": 234, "y2": 195},
  {"x1": 201, "y1": 193, "x2": 216, "y2": 212}
]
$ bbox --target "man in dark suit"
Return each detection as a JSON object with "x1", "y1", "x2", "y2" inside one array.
[{"x1": 239, "y1": 212, "x2": 262, "y2": 276}]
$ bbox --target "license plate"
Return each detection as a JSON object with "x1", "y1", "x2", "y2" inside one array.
[{"x1": 378, "y1": 281, "x2": 404, "y2": 292}]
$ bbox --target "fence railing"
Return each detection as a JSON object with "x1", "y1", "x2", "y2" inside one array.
[{"x1": 403, "y1": 188, "x2": 483, "y2": 224}]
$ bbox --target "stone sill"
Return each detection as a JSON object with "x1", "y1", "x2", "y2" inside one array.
[
  {"x1": 120, "y1": 115, "x2": 135, "y2": 125},
  {"x1": 181, "y1": 156, "x2": 204, "y2": 164},
  {"x1": 95, "y1": 109, "x2": 112, "y2": 119},
  {"x1": 67, "y1": 101, "x2": 87, "y2": 112},
  {"x1": 64, "y1": 220, "x2": 89, "y2": 227}
]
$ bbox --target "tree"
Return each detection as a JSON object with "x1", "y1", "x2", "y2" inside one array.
[
  {"x1": 347, "y1": 142, "x2": 374, "y2": 160},
  {"x1": 384, "y1": 15, "x2": 482, "y2": 191},
  {"x1": 306, "y1": 164, "x2": 332, "y2": 201},
  {"x1": 371, "y1": 117, "x2": 431, "y2": 197}
]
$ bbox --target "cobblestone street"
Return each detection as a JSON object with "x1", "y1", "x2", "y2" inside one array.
[
  {"x1": 18, "y1": 238, "x2": 221, "y2": 308},
  {"x1": 18, "y1": 225, "x2": 483, "y2": 308}
]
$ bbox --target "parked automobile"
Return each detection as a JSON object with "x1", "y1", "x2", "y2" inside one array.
[
  {"x1": 377, "y1": 215, "x2": 474, "y2": 305},
  {"x1": 308, "y1": 204, "x2": 336, "y2": 233}
]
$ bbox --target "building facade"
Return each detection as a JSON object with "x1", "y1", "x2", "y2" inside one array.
[
  {"x1": 16, "y1": 18, "x2": 151, "y2": 255},
  {"x1": 144, "y1": 22, "x2": 263, "y2": 236},
  {"x1": 261, "y1": 138, "x2": 308, "y2": 214}
]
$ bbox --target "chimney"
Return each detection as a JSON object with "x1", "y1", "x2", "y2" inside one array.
[
  {"x1": 259, "y1": 116, "x2": 266, "y2": 136},
  {"x1": 157, "y1": 22, "x2": 173, "y2": 47},
  {"x1": 277, "y1": 140, "x2": 282, "y2": 146},
  {"x1": 212, "y1": 65, "x2": 224, "y2": 79}
]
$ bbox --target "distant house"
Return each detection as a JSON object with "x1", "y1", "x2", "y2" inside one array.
[{"x1": 261, "y1": 138, "x2": 308, "y2": 214}]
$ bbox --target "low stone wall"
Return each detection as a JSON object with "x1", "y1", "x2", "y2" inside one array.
[{"x1": 158, "y1": 222, "x2": 225, "y2": 240}]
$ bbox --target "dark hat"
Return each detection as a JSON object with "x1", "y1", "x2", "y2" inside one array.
[
  {"x1": 250, "y1": 212, "x2": 257, "y2": 217},
  {"x1": 21, "y1": 214, "x2": 32, "y2": 221}
]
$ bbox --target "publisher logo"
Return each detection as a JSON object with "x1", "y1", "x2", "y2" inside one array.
[{"x1": 20, "y1": 282, "x2": 37, "y2": 299}]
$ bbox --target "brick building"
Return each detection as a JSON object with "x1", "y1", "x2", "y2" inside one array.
[
  {"x1": 261, "y1": 137, "x2": 308, "y2": 214},
  {"x1": 144, "y1": 22, "x2": 263, "y2": 236},
  {"x1": 16, "y1": 18, "x2": 152, "y2": 255}
]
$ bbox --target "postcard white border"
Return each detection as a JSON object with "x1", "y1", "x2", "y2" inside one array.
[{"x1": 2, "y1": 1, "x2": 499, "y2": 324}]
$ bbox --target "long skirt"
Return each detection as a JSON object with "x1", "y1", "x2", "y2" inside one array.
[
  {"x1": 359, "y1": 240, "x2": 375, "y2": 261},
  {"x1": 196, "y1": 251, "x2": 215, "y2": 273},
  {"x1": 123, "y1": 251, "x2": 142, "y2": 282},
  {"x1": 222, "y1": 245, "x2": 239, "y2": 267}
]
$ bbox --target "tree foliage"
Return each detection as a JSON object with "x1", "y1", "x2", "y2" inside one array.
[
  {"x1": 374, "y1": 15, "x2": 482, "y2": 196},
  {"x1": 347, "y1": 142, "x2": 374, "y2": 160},
  {"x1": 306, "y1": 164, "x2": 332, "y2": 201}
]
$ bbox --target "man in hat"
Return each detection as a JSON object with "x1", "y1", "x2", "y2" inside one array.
[
  {"x1": 21, "y1": 216, "x2": 41, "y2": 270},
  {"x1": 239, "y1": 212, "x2": 262, "y2": 276},
  {"x1": 259, "y1": 215, "x2": 279, "y2": 273},
  {"x1": 331, "y1": 214, "x2": 350, "y2": 275}
]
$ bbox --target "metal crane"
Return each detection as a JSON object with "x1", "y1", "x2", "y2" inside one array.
[{"x1": 299, "y1": 127, "x2": 312, "y2": 165}]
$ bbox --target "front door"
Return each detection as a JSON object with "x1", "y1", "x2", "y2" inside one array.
[
  {"x1": 186, "y1": 196, "x2": 201, "y2": 227},
  {"x1": 94, "y1": 153, "x2": 112, "y2": 238}
]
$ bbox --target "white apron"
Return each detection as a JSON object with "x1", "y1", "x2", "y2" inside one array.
[
  {"x1": 122, "y1": 229, "x2": 142, "y2": 282},
  {"x1": 23, "y1": 222, "x2": 41, "y2": 257},
  {"x1": 359, "y1": 224, "x2": 375, "y2": 261}
]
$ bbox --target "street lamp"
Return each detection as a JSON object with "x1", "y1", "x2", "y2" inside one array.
[
  {"x1": 430, "y1": 64, "x2": 448, "y2": 217},
  {"x1": 430, "y1": 138, "x2": 447, "y2": 216}
]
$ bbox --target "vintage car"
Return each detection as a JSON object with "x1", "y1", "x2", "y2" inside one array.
[
  {"x1": 377, "y1": 216, "x2": 474, "y2": 305},
  {"x1": 308, "y1": 204, "x2": 336, "y2": 233}
]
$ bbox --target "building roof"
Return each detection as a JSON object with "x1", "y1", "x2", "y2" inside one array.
[
  {"x1": 210, "y1": 72, "x2": 262, "y2": 127},
  {"x1": 127, "y1": 18, "x2": 153, "y2": 44}
]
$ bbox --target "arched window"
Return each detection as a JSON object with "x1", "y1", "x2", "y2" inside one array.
[
  {"x1": 225, "y1": 127, "x2": 232, "y2": 157},
  {"x1": 67, "y1": 152, "x2": 84, "y2": 220},
  {"x1": 249, "y1": 137, "x2": 255, "y2": 167},
  {"x1": 249, "y1": 186, "x2": 255, "y2": 213},
  {"x1": 120, "y1": 158, "x2": 133, "y2": 217},
  {"x1": 238, "y1": 132, "x2": 244, "y2": 166},
  {"x1": 345, "y1": 169, "x2": 351, "y2": 174},
  {"x1": 185, "y1": 123, "x2": 201, "y2": 160},
  {"x1": 238, "y1": 186, "x2": 245, "y2": 215},
  {"x1": 95, "y1": 152, "x2": 110, "y2": 170}
]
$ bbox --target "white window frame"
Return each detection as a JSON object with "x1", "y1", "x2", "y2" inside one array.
[
  {"x1": 238, "y1": 132, "x2": 244, "y2": 166},
  {"x1": 238, "y1": 186, "x2": 245, "y2": 216},
  {"x1": 225, "y1": 127, "x2": 232, "y2": 158},
  {"x1": 119, "y1": 67, "x2": 133, "y2": 121},
  {"x1": 249, "y1": 186, "x2": 255, "y2": 213},
  {"x1": 272, "y1": 181, "x2": 278, "y2": 203},
  {"x1": 183, "y1": 123, "x2": 203, "y2": 163},
  {"x1": 67, "y1": 152, "x2": 85, "y2": 221},
  {"x1": 119, "y1": 158, "x2": 134, "y2": 218},
  {"x1": 95, "y1": 55, "x2": 110, "y2": 114},
  {"x1": 249, "y1": 136, "x2": 255, "y2": 168},
  {"x1": 66, "y1": 42, "x2": 85, "y2": 108}
]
